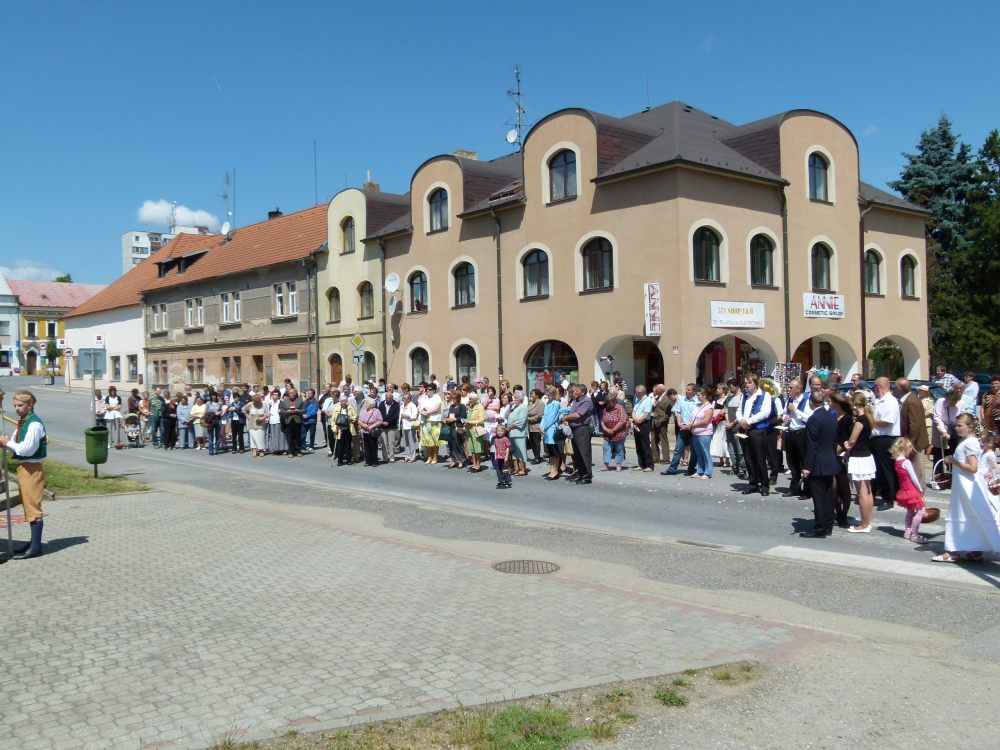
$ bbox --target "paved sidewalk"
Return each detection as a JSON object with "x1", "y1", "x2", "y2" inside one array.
[{"x1": 0, "y1": 488, "x2": 825, "y2": 750}]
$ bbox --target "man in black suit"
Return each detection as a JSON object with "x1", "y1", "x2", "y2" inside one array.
[{"x1": 800, "y1": 390, "x2": 839, "y2": 538}]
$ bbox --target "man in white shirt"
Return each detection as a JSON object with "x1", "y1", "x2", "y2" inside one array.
[
  {"x1": 783, "y1": 378, "x2": 813, "y2": 496},
  {"x1": 0, "y1": 389, "x2": 47, "y2": 559},
  {"x1": 737, "y1": 374, "x2": 774, "y2": 496},
  {"x1": 870, "y1": 376, "x2": 901, "y2": 511}
]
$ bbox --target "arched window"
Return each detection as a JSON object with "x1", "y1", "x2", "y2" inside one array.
[
  {"x1": 864, "y1": 250, "x2": 881, "y2": 294},
  {"x1": 811, "y1": 243, "x2": 832, "y2": 291},
  {"x1": 901, "y1": 255, "x2": 917, "y2": 298},
  {"x1": 429, "y1": 188, "x2": 448, "y2": 232},
  {"x1": 341, "y1": 217, "x2": 355, "y2": 254},
  {"x1": 408, "y1": 271, "x2": 427, "y2": 312},
  {"x1": 455, "y1": 344, "x2": 477, "y2": 382},
  {"x1": 410, "y1": 347, "x2": 430, "y2": 384},
  {"x1": 693, "y1": 227, "x2": 721, "y2": 283},
  {"x1": 453, "y1": 262, "x2": 475, "y2": 306},
  {"x1": 363, "y1": 352, "x2": 376, "y2": 381},
  {"x1": 525, "y1": 340, "x2": 579, "y2": 392},
  {"x1": 522, "y1": 249, "x2": 549, "y2": 298},
  {"x1": 582, "y1": 237, "x2": 613, "y2": 290},
  {"x1": 358, "y1": 281, "x2": 374, "y2": 318},
  {"x1": 808, "y1": 153, "x2": 829, "y2": 201},
  {"x1": 750, "y1": 234, "x2": 773, "y2": 286},
  {"x1": 548, "y1": 150, "x2": 577, "y2": 202},
  {"x1": 327, "y1": 287, "x2": 341, "y2": 322},
  {"x1": 329, "y1": 353, "x2": 343, "y2": 384}
]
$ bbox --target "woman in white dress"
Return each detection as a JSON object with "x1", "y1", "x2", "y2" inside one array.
[
  {"x1": 932, "y1": 414, "x2": 1000, "y2": 562},
  {"x1": 266, "y1": 388, "x2": 288, "y2": 455},
  {"x1": 709, "y1": 385, "x2": 729, "y2": 468}
]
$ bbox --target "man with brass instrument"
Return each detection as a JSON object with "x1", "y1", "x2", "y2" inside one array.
[{"x1": 737, "y1": 374, "x2": 774, "y2": 497}]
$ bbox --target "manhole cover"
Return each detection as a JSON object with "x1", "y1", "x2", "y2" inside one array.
[{"x1": 492, "y1": 560, "x2": 560, "y2": 575}]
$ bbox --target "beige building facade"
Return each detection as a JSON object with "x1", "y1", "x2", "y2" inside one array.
[
  {"x1": 316, "y1": 186, "x2": 408, "y2": 387},
  {"x1": 373, "y1": 102, "x2": 928, "y2": 392}
]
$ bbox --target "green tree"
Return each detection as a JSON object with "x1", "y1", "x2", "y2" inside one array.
[
  {"x1": 960, "y1": 130, "x2": 1000, "y2": 370},
  {"x1": 54, "y1": 273, "x2": 73, "y2": 282},
  {"x1": 889, "y1": 115, "x2": 976, "y2": 367},
  {"x1": 45, "y1": 338, "x2": 61, "y2": 375}
]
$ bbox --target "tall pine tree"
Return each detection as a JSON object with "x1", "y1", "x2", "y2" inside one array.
[{"x1": 890, "y1": 116, "x2": 976, "y2": 367}]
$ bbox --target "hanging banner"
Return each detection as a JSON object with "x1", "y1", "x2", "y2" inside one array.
[
  {"x1": 802, "y1": 292, "x2": 845, "y2": 319},
  {"x1": 643, "y1": 282, "x2": 662, "y2": 336},
  {"x1": 710, "y1": 301, "x2": 765, "y2": 328}
]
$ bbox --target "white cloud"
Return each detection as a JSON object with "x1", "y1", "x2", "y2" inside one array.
[
  {"x1": 863, "y1": 125, "x2": 878, "y2": 137},
  {"x1": 0, "y1": 259, "x2": 65, "y2": 281},
  {"x1": 137, "y1": 199, "x2": 220, "y2": 230}
]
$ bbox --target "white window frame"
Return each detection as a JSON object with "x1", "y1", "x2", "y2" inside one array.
[
  {"x1": 422, "y1": 182, "x2": 451, "y2": 234},
  {"x1": 863, "y1": 244, "x2": 885, "y2": 295},
  {"x1": 541, "y1": 142, "x2": 583, "y2": 204},
  {"x1": 573, "y1": 231, "x2": 620, "y2": 292},
  {"x1": 288, "y1": 282, "x2": 298, "y2": 314},
  {"x1": 195, "y1": 297, "x2": 204, "y2": 326},
  {"x1": 185, "y1": 299, "x2": 194, "y2": 327},
  {"x1": 232, "y1": 292, "x2": 241, "y2": 322},
  {"x1": 153, "y1": 306, "x2": 160, "y2": 331},
  {"x1": 898, "y1": 250, "x2": 921, "y2": 300},
  {"x1": 221, "y1": 292, "x2": 230, "y2": 323},
  {"x1": 687, "y1": 220, "x2": 729, "y2": 284},
  {"x1": 805, "y1": 145, "x2": 837, "y2": 204},
  {"x1": 274, "y1": 284, "x2": 285, "y2": 317},
  {"x1": 807, "y1": 235, "x2": 839, "y2": 293},
  {"x1": 448, "y1": 256, "x2": 479, "y2": 308},
  {"x1": 405, "y1": 266, "x2": 431, "y2": 313},
  {"x1": 160, "y1": 304, "x2": 168, "y2": 329},
  {"x1": 515, "y1": 244, "x2": 554, "y2": 300},
  {"x1": 26, "y1": 320, "x2": 37, "y2": 338},
  {"x1": 745, "y1": 227, "x2": 782, "y2": 289}
]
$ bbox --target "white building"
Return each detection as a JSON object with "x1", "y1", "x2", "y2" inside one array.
[{"x1": 0, "y1": 273, "x2": 19, "y2": 375}]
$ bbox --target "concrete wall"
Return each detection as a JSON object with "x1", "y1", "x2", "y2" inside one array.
[{"x1": 64, "y1": 305, "x2": 146, "y2": 391}]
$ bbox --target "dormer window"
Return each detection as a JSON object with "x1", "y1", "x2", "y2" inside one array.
[
  {"x1": 429, "y1": 188, "x2": 449, "y2": 232},
  {"x1": 548, "y1": 150, "x2": 577, "y2": 202},
  {"x1": 808, "y1": 152, "x2": 829, "y2": 201},
  {"x1": 341, "y1": 217, "x2": 355, "y2": 253}
]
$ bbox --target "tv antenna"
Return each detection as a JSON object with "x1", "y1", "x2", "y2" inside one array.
[
  {"x1": 218, "y1": 170, "x2": 235, "y2": 233},
  {"x1": 506, "y1": 64, "x2": 525, "y2": 151}
]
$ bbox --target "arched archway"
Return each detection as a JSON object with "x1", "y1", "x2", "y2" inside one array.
[
  {"x1": 328, "y1": 353, "x2": 343, "y2": 385},
  {"x1": 25, "y1": 350, "x2": 37, "y2": 375},
  {"x1": 791, "y1": 334, "x2": 859, "y2": 380},
  {"x1": 593, "y1": 334, "x2": 664, "y2": 391},
  {"x1": 525, "y1": 340, "x2": 578, "y2": 392},
  {"x1": 868, "y1": 336, "x2": 921, "y2": 380},
  {"x1": 694, "y1": 333, "x2": 779, "y2": 387}
]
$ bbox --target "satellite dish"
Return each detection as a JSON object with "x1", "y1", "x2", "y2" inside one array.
[
  {"x1": 384, "y1": 272, "x2": 400, "y2": 293},
  {"x1": 506, "y1": 129, "x2": 518, "y2": 145},
  {"x1": 220, "y1": 221, "x2": 231, "y2": 236},
  {"x1": 388, "y1": 296, "x2": 398, "y2": 316}
]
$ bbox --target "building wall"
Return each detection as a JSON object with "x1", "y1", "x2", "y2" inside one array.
[
  {"x1": 18, "y1": 307, "x2": 69, "y2": 375},
  {"x1": 63, "y1": 306, "x2": 146, "y2": 391},
  {"x1": 381, "y1": 110, "x2": 929, "y2": 391},
  {"x1": 317, "y1": 189, "x2": 385, "y2": 386},
  {"x1": 144, "y1": 263, "x2": 315, "y2": 390},
  {"x1": 0, "y1": 276, "x2": 17, "y2": 374}
]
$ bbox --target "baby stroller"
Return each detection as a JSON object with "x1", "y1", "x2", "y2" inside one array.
[{"x1": 124, "y1": 413, "x2": 144, "y2": 448}]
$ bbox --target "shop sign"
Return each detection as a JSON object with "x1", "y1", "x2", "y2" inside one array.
[
  {"x1": 643, "y1": 282, "x2": 662, "y2": 336},
  {"x1": 710, "y1": 301, "x2": 765, "y2": 329},
  {"x1": 802, "y1": 293, "x2": 845, "y2": 319}
]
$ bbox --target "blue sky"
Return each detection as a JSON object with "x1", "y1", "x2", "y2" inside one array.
[{"x1": 1, "y1": 1, "x2": 997, "y2": 285}]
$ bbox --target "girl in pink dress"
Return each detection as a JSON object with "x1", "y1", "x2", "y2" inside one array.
[{"x1": 892, "y1": 437, "x2": 927, "y2": 543}]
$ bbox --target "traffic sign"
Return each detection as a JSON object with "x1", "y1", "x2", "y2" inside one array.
[
  {"x1": 94, "y1": 333, "x2": 106, "y2": 348},
  {"x1": 350, "y1": 333, "x2": 365, "y2": 349},
  {"x1": 63, "y1": 347, "x2": 74, "y2": 358},
  {"x1": 351, "y1": 351, "x2": 364, "y2": 364}
]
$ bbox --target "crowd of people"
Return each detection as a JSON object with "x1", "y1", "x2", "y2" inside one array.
[{"x1": 91, "y1": 367, "x2": 1000, "y2": 559}]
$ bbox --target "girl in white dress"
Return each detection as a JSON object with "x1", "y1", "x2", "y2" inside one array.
[{"x1": 932, "y1": 414, "x2": 1000, "y2": 562}]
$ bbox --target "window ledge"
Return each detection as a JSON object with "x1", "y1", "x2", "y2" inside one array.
[
  {"x1": 809, "y1": 198, "x2": 834, "y2": 206},
  {"x1": 326, "y1": 319, "x2": 342, "y2": 325},
  {"x1": 694, "y1": 280, "x2": 726, "y2": 287},
  {"x1": 357, "y1": 314, "x2": 375, "y2": 321},
  {"x1": 751, "y1": 284, "x2": 779, "y2": 291},
  {"x1": 901, "y1": 294, "x2": 920, "y2": 301},
  {"x1": 427, "y1": 227, "x2": 449, "y2": 236},
  {"x1": 183, "y1": 326, "x2": 205, "y2": 333},
  {"x1": 811, "y1": 289, "x2": 836, "y2": 294},
  {"x1": 520, "y1": 294, "x2": 550, "y2": 303},
  {"x1": 271, "y1": 314, "x2": 299, "y2": 323},
  {"x1": 546, "y1": 196, "x2": 577, "y2": 207},
  {"x1": 339, "y1": 250, "x2": 355, "y2": 256},
  {"x1": 219, "y1": 321, "x2": 243, "y2": 329},
  {"x1": 579, "y1": 286, "x2": 614, "y2": 296},
  {"x1": 451, "y1": 303, "x2": 476, "y2": 310},
  {"x1": 864, "y1": 292, "x2": 885, "y2": 299},
  {"x1": 407, "y1": 309, "x2": 428, "y2": 316},
  {"x1": 149, "y1": 330, "x2": 168, "y2": 337}
]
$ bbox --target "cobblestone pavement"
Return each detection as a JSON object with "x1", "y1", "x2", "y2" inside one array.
[{"x1": 0, "y1": 489, "x2": 824, "y2": 750}]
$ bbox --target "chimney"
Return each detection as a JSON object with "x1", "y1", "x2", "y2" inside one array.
[
  {"x1": 453, "y1": 149, "x2": 478, "y2": 160},
  {"x1": 363, "y1": 181, "x2": 380, "y2": 193},
  {"x1": 268, "y1": 208, "x2": 283, "y2": 220}
]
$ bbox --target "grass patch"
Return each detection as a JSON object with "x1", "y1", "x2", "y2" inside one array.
[
  {"x1": 487, "y1": 705, "x2": 589, "y2": 749},
  {"x1": 671, "y1": 677, "x2": 689, "y2": 688},
  {"x1": 599, "y1": 688, "x2": 633, "y2": 705},
  {"x1": 712, "y1": 669, "x2": 734, "y2": 682},
  {"x1": 653, "y1": 686, "x2": 689, "y2": 707},
  {"x1": 683, "y1": 668, "x2": 698, "y2": 676},
  {"x1": 6, "y1": 456, "x2": 149, "y2": 497}
]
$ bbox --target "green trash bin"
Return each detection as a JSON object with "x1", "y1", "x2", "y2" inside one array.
[{"x1": 84, "y1": 426, "x2": 109, "y2": 466}]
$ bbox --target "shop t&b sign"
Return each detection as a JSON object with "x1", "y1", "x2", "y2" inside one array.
[{"x1": 802, "y1": 292, "x2": 845, "y2": 319}]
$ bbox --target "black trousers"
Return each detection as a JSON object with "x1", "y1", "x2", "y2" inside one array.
[
  {"x1": 744, "y1": 430, "x2": 770, "y2": 488},
  {"x1": 870, "y1": 435, "x2": 897, "y2": 506},
  {"x1": 363, "y1": 431, "x2": 380, "y2": 465},
  {"x1": 766, "y1": 431, "x2": 782, "y2": 476},
  {"x1": 231, "y1": 421, "x2": 246, "y2": 452},
  {"x1": 570, "y1": 427, "x2": 593, "y2": 480},
  {"x1": 634, "y1": 421, "x2": 653, "y2": 469},
  {"x1": 335, "y1": 430, "x2": 353, "y2": 464},
  {"x1": 786, "y1": 429, "x2": 807, "y2": 493},
  {"x1": 529, "y1": 431, "x2": 542, "y2": 462},
  {"x1": 809, "y1": 474, "x2": 835, "y2": 534},
  {"x1": 161, "y1": 418, "x2": 177, "y2": 449},
  {"x1": 284, "y1": 422, "x2": 302, "y2": 455}
]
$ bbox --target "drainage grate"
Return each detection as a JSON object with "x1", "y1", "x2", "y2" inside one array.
[{"x1": 492, "y1": 559, "x2": 560, "y2": 575}]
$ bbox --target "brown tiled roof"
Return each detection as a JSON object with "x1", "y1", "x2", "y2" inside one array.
[
  {"x1": 9, "y1": 280, "x2": 105, "y2": 310},
  {"x1": 859, "y1": 181, "x2": 928, "y2": 214},
  {"x1": 363, "y1": 190, "x2": 410, "y2": 236},
  {"x1": 142, "y1": 204, "x2": 327, "y2": 293},
  {"x1": 63, "y1": 245, "x2": 169, "y2": 319}
]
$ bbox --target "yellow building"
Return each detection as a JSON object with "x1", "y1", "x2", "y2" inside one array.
[{"x1": 9, "y1": 280, "x2": 104, "y2": 375}]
